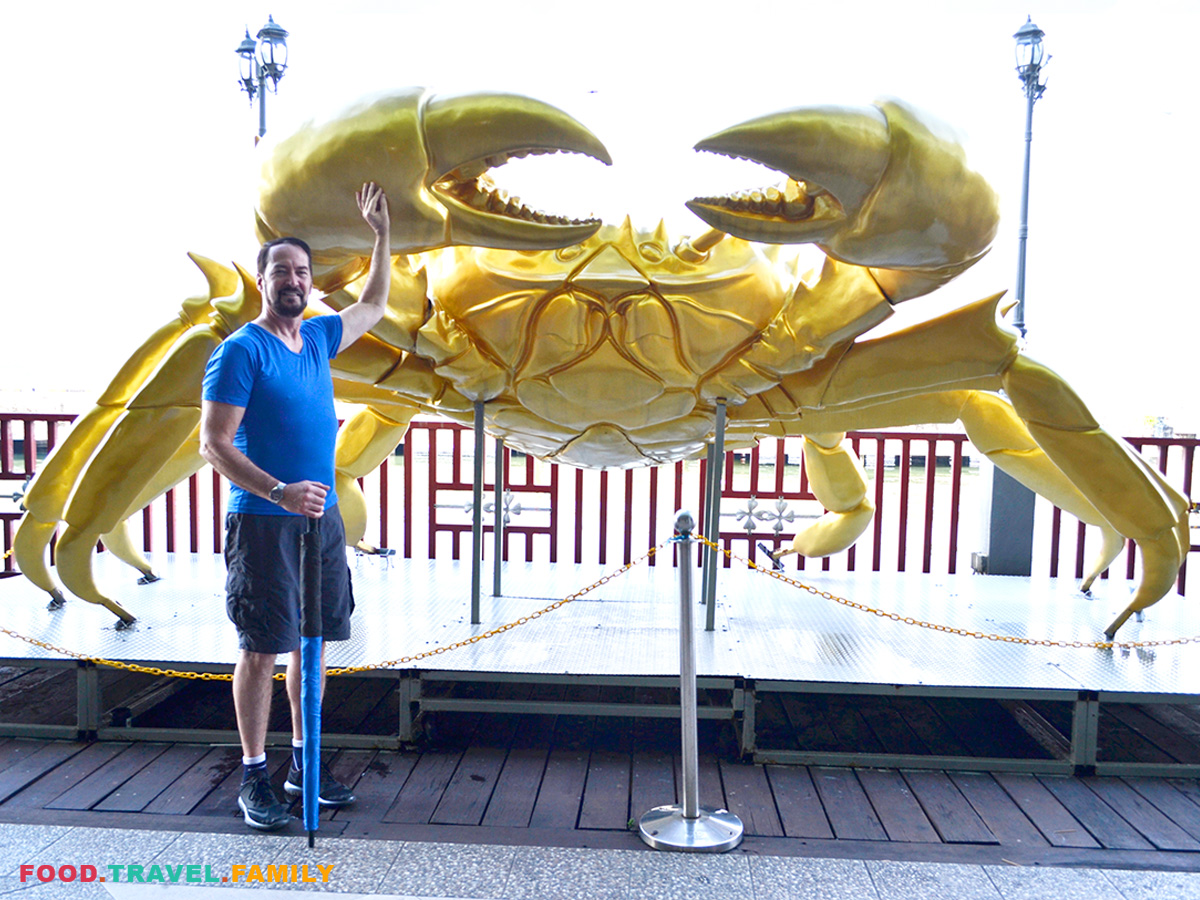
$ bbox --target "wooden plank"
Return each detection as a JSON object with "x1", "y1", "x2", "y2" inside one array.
[
  {"x1": 529, "y1": 747, "x2": 588, "y2": 829},
  {"x1": 332, "y1": 750, "x2": 416, "y2": 824},
  {"x1": 1105, "y1": 705, "x2": 1200, "y2": 764},
  {"x1": 46, "y1": 743, "x2": 171, "y2": 810},
  {"x1": 430, "y1": 745, "x2": 507, "y2": 826},
  {"x1": 858, "y1": 699, "x2": 930, "y2": 756},
  {"x1": 993, "y1": 773, "x2": 1099, "y2": 849},
  {"x1": 136, "y1": 681, "x2": 232, "y2": 731},
  {"x1": 823, "y1": 696, "x2": 885, "y2": 753},
  {"x1": 765, "y1": 765, "x2": 832, "y2": 839},
  {"x1": 697, "y1": 753, "x2": 725, "y2": 809},
  {"x1": 902, "y1": 770, "x2": 997, "y2": 844},
  {"x1": 482, "y1": 746, "x2": 548, "y2": 827},
  {"x1": 1125, "y1": 777, "x2": 1200, "y2": 842},
  {"x1": 94, "y1": 743, "x2": 211, "y2": 812},
  {"x1": 0, "y1": 669, "x2": 77, "y2": 724},
  {"x1": 891, "y1": 697, "x2": 971, "y2": 758},
  {"x1": 718, "y1": 760, "x2": 784, "y2": 837},
  {"x1": 328, "y1": 748, "x2": 377, "y2": 790},
  {"x1": 776, "y1": 693, "x2": 839, "y2": 752},
  {"x1": 948, "y1": 772, "x2": 1049, "y2": 848},
  {"x1": 755, "y1": 692, "x2": 800, "y2": 750},
  {"x1": 383, "y1": 750, "x2": 463, "y2": 823},
  {"x1": 672, "y1": 752, "x2": 725, "y2": 813},
  {"x1": 1097, "y1": 708, "x2": 1175, "y2": 764},
  {"x1": 577, "y1": 750, "x2": 630, "y2": 830},
  {"x1": 322, "y1": 678, "x2": 396, "y2": 735},
  {"x1": 2, "y1": 742, "x2": 131, "y2": 809},
  {"x1": 189, "y1": 756, "x2": 289, "y2": 818},
  {"x1": 810, "y1": 766, "x2": 887, "y2": 841},
  {"x1": 855, "y1": 768, "x2": 939, "y2": 843},
  {"x1": 429, "y1": 710, "x2": 523, "y2": 830},
  {"x1": 629, "y1": 751, "x2": 675, "y2": 819},
  {"x1": 1037, "y1": 775, "x2": 1153, "y2": 850},
  {"x1": 142, "y1": 746, "x2": 242, "y2": 815},
  {"x1": 1081, "y1": 776, "x2": 1200, "y2": 851},
  {"x1": 1142, "y1": 704, "x2": 1200, "y2": 742},
  {"x1": 479, "y1": 708, "x2": 555, "y2": 828},
  {"x1": 0, "y1": 668, "x2": 67, "y2": 708},
  {"x1": 528, "y1": 713, "x2": 595, "y2": 829},
  {"x1": 1166, "y1": 778, "x2": 1200, "y2": 809},
  {"x1": 934, "y1": 698, "x2": 1042, "y2": 760},
  {"x1": 0, "y1": 741, "x2": 89, "y2": 804}
]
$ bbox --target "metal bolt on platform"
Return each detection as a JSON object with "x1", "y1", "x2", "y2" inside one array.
[{"x1": 638, "y1": 509, "x2": 743, "y2": 852}]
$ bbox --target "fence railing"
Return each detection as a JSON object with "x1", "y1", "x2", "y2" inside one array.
[{"x1": 1, "y1": 413, "x2": 1195, "y2": 596}]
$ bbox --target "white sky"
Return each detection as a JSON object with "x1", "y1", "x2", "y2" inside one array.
[{"x1": 2, "y1": 0, "x2": 1196, "y2": 434}]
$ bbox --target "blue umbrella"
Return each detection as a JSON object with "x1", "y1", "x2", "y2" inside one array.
[{"x1": 299, "y1": 515, "x2": 323, "y2": 847}]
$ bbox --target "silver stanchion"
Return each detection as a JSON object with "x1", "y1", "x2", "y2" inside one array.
[{"x1": 638, "y1": 510, "x2": 743, "y2": 852}]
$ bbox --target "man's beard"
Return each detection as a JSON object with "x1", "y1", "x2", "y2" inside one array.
[{"x1": 270, "y1": 289, "x2": 307, "y2": 318}]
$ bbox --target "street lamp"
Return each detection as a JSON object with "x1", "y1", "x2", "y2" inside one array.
[
  {"x1": 236, "y1": 15, "x2": 290, "y2": 140},
  {"x1": 1012, "y1": 16, "x2": 1048, "y2": 339}
]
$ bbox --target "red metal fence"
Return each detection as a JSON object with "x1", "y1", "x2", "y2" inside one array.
[{"x1": 2, "y1": 413, "x2": 1195, "y2": 595}]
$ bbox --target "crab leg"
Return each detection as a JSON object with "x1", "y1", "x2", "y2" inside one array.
[
  {"x1": 13, "y1": 256, "x2": 247, "y2": 615},
  {"x1": 768, "y1": 433, "x2": 876, "y2": 562},
  {"x1": 761, "y1": 297, "x2": 1189, "y2": 634},
  {"x1": 330, "y1": 400, "x2": 420, "y2": 549}
]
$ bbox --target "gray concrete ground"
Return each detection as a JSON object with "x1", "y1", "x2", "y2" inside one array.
[{"x1": 3, "y1": 823, "x2": 1200, "y2": 899}]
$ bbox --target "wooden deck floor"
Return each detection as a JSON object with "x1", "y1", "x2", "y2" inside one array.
[{"x1": 4, "y1": 666, "x2": 1200, "y2": 870}]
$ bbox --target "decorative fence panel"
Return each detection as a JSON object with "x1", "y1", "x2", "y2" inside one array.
[{"x1": 1, "y1": 413, "x2": 1195, "y2": 596}]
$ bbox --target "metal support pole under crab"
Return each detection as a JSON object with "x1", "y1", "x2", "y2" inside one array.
[
  {"x1": 471, "y1": 401, "x2": 484, "y2": 624},
  {"x1": 701, "y1": 401, "x2": 726, "y2": 631},
  {"x1": 638, "y1": 510, "x2": 743, "y2": 852},
  {"x1": 493, "y1": 438, "x2": 504, "y2": 597}
]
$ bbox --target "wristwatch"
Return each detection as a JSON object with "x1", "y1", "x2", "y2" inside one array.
[{"x1": 267, "y1": 482, "x2": 287, "y2": 504}]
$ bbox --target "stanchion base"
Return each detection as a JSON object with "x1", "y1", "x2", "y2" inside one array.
[{"x1": 638, "y1": 804, "x2": 744, "y2": 852}]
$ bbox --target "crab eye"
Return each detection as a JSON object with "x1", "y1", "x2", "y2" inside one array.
[
  {"x1": 555, "y1": 245, "x2": 586, "y2": 262},
  {"x1": 638, "y1": 242, "x2": 664, "y2": 262}
]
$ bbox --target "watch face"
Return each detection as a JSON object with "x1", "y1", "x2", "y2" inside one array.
[{"x1": 269, "y1": 483, "x2": 286, "y2": 503}]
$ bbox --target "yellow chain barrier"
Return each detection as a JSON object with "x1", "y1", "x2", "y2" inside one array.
[
  {"x1": 1, "y1": 548, "x2": 13, "y2": 561},
  {"x1": 696, "y1": 535, "x2": 1200, "y2": 651},
  {"x1": 0, "y1": 544, "x2": 661, "y2": 682}
]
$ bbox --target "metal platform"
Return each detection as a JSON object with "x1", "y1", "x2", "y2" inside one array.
[{"x1": 2, "y1": 550, "x2": 1198, "y2": 775}]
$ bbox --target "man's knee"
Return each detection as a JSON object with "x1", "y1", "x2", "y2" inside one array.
[{"x1": 237, "y1": 650, "x2": 279, "y2": 678}]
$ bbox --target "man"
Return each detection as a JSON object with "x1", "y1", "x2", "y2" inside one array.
[{"x1": 200, "y1": 182, "x2": 390, "y2": 831}]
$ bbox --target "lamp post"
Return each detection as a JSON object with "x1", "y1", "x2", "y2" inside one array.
[
  {"x1": 1012, "y1": 16, "x2": 1048, "y2": 339},
  {"x1": 976, "y1": 18, "x2": 1049, "y2": 580},
  {"x1": 236, "y1": 15, "x2": 289, "y2": 140}
]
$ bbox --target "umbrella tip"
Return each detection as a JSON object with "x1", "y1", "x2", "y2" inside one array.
[{"x1": 308, "y1": 831, "x2": 315, "y2": 848}]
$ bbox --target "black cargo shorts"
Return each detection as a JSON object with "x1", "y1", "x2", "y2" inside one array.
[{"x1": 223, "y1": 507, "x2": 355, "y2": 654}]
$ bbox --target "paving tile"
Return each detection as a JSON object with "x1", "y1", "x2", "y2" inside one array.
[
  {"x1": 983, "y1": 864, "x2": 1125, "y2": 900},
  {"x1": 145, "y1": 830, "x2": 294, "y2": 890},
  {"x1": 750, "y1": 856, "x2": 878, "y2": 900},
  {"x1": 867, "y1": 860, "x2": 1002, "y2": 900},
  {"x1": 269, "y1": 836, "x2": 404, "y2": 893},
  {"x1": 626, "y1": 850, "x2": 753, "y2": 900},
  {"x1": 16, "y1": 827, "x2": 178, "y2": 880},
  {"x1": 504, "y1": 846, "x2": 635, "y2": 900},
  {"x1": 1101, "y1": 868, "x2": 1200, "y2": 900},
  {"x1": 0, "y1": 824, "x2": 74, "y2": 876},
  {"x1": 0, "y1": 875, "x2": 108, "y2": 898},
  {"x1": 376, "y1": 841, "x2": 517, "y2": 898}
]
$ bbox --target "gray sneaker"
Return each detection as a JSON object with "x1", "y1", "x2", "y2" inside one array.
[
  {"x1": 284, "y1": 762, "x2": 356, "y2": 808},
  {"x1": 238, "y1": 770, "x2": 290, "y2": 831}
]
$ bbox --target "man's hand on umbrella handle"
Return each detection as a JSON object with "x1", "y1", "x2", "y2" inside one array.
[{"x1": 280, "y1": 481, "x2": 330, "y2": 518}]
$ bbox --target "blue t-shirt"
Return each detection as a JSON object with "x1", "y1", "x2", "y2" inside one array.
[{"x1": 202, "y1": 316, "x2": 343, "y2": 515}]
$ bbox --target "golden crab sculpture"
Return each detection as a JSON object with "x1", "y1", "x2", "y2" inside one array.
[{"x1": 12, "y1": 88, "x2": 1190, "y2": 639}]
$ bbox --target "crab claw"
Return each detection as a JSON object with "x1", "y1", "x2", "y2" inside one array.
[
  {"x1": 256, "y1": 87, "x2": 612, "y2": 284},
  {"x1": 687, "y1": 100, "x2": 998, "y2": 301}
]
